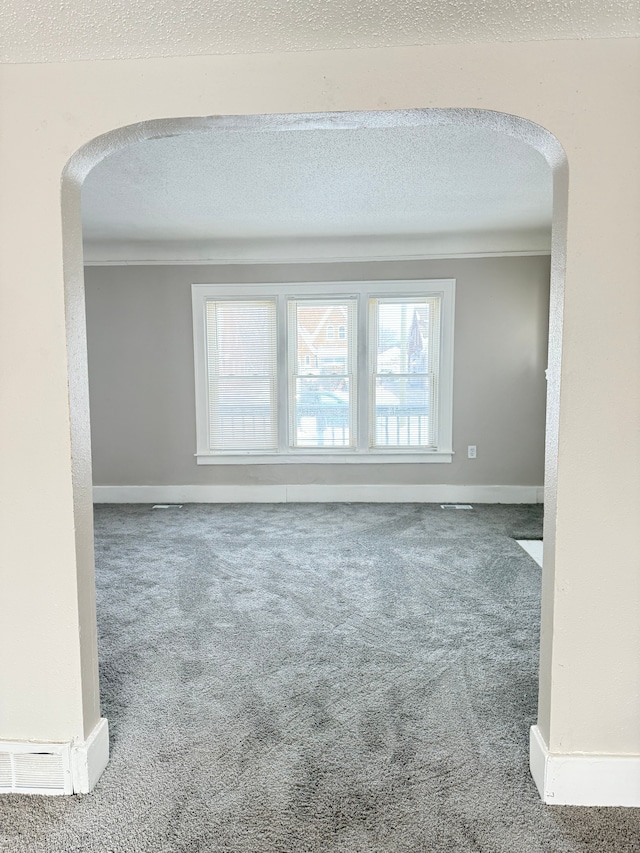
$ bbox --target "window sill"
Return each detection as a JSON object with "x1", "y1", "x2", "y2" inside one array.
[{"x1": 196, "y1": 451, "x2": 454, "y2": 465}]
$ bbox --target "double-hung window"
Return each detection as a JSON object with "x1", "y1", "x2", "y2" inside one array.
[
  {"x1": 202, "y1": 299, "x2": 278, "y2": 452},
  {"x1": 289, "y1": 299, "x2": 357, "y2": 449},
  {"x1": 192, "y1": 280, "x2": 454, "y2": 463},
  {"x1": 370, "y1": 297, "x2": 441, "y2": 450}
]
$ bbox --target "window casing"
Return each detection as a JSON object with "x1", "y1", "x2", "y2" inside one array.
[{"x1": 192, "y1": 280, "x2": 454, "y2": 464}]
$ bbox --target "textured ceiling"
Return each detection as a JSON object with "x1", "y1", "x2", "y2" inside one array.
[
  {"x1": 2, "y1": 0, "x2": 638, "y2": 63},
  {"x1": 82, "y1": 124, "x2": 552, "y2": 251}
]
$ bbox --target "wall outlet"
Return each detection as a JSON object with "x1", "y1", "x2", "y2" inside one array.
[{"x1": 467, "y1": 445, "x2": 477, "y2": 459}]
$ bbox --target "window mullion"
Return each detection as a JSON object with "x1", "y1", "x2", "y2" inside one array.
[
  {"x1": 277, "y1": 295, "x2": 289, "y2": 453},
  {"x1": 357, "y1": 293, "x2": 369, "y2": 452}
]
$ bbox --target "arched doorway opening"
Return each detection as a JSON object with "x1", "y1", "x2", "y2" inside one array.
[{"x1": 61, "y1": 109, "x2": 568, "y2": 810}]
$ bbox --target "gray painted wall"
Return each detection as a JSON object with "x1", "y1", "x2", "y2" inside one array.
[{"x1": 84, "y1": 256, "x2": 550, "y2": 486}]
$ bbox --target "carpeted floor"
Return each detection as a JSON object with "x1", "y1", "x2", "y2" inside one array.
[{"x1": 2, "y1": 502, "x2": 640, "y2": 852}]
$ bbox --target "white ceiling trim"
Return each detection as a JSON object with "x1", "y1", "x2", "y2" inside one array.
[
  {"x1": 83, "y1": 252, "x2": 551, "y2": 267},
  {"x1": 83, "y1": 229, "x2": 551, "y2": 266}
]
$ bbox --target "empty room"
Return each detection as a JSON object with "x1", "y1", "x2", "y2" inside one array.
[
  {"x1": 2, "y1": 6, "x2": 640, "y2": 853},
  {"x1": 83, "y1": 117, "x2": 550, "y2": 846}
]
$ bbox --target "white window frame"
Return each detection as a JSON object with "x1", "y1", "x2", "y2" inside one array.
[{"x1": 192, "y1": 280, "x2": 455, "y2": 464}]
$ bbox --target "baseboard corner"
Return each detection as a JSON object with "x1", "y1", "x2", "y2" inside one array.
[
  {"x1": 71, "y1": 717, "x2": 109, "y2": 794},
  {"x1": 529, "y1": 724, "x2": 548, "y2": 800},
  {"x1": 530, "y1": 724, "x2": 640, "y2": 807}
]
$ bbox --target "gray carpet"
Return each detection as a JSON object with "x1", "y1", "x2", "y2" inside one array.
[{"x1": 2, "y1": 503, "x2": 639, "y2": 852}]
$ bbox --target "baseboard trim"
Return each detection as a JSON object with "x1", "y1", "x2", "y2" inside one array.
[
  {"x1": 93, "y1": 484, "x2": 544, "y2": 504},
  {"x1": 530, "y1": 725, "x2": 640, "y2": 806},
  {"x1": 0, "y1": 718, "x2": 109, "y2": 796},
  {"x1": 71, "y1": 717, "x2": 110, "y2": 794}
]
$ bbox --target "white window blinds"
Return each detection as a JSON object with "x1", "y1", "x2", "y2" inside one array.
[{"x1": 205, "y1": 300, "x2": 277, "y2": 451}]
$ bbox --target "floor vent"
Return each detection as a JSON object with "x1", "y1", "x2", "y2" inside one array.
[
  {"x1": 0, "y1": 744, "x2": 72, "y2": 795},
  {"x1": 0, "y1": 753, "x2": 11, "y2": 788},
  {"x1": 440, "y1": 504, "x2": 473, "y2": 510},
  {"x1": 152, "y1": 504, "x2": 183, "y2": 509}
]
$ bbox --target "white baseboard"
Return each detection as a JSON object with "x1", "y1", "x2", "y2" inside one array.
[
  {"x1": 530, "y1": 725, "x2": 640, "y2": 806},
  {"x1": 71, "y1": 717, "x2": 110, "y2": 794},
  {"x1": 0, "y1": 718, "x2": 109, "y2": 796},
  {"x1": 93, "y1": 484, "x2": 543, "y2": 504}
]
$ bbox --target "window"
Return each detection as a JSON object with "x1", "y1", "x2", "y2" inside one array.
[
  {"x1": 201, "y1": 300, "x2": 277, "y2": 451},
  {"x1": 192, "y1": 280, "x2": 454, "y2": 463},
  {"x1": 289, "y1": 299, "x2": 356, "y2": 449},
  {"x1": 370, "y1": 298, "x2": 440, "y2": 449}
]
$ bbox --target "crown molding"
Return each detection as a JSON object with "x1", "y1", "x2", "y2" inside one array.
[{"x1": 83, "y1": 230, "x2": 551, "y2": 266}]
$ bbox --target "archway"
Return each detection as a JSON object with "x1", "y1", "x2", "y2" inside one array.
[{"x1": 61, "y1": 108, "x2": 568, "y2": 796}]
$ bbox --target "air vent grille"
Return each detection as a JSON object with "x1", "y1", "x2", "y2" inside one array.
[
  {"x1": 0, "y1": 745, "x2": 72, "y2": 795},
  {"x1": 0, "y1": 753, "x2": 12, "y2": 788},
  {"x1": 14, "y1": 753, "x2": 66, "y2": 790}
]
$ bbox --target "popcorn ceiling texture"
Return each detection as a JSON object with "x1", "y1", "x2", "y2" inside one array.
[
  {"x1": 81, "y1": 125, "x2": 552, "y2": 245},
  {"x1": 1, "y1": 0, "x2": 639, "y2": 63}
]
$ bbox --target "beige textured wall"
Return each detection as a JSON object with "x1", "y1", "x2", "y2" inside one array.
[
  {"x1": 85, "y1": 257, "x2": 550, "y2": 488},
  {"x1": 0, "y1": 40, "x2": 638, "y2": 765}
]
